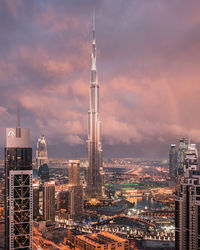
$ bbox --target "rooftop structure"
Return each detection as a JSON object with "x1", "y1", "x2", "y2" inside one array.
[{"x1": 74, "y1": 232, "x2": 129, "y2": 250}]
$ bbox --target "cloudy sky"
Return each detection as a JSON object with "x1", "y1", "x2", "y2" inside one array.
[{"x1": 0, "y1": 0, "x2": 200, "y2": 159}]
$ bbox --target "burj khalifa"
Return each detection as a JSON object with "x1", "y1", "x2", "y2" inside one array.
[{"x1": 86, "y1": 16, "x2": 103, "y2": 198}]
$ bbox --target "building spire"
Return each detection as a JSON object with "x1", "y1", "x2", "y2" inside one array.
[
  {"x1": 91, "y1": 11, "x2": 97, "y2": 73},
  {"x1": 17, "y1": 109, "x2": 20, "y2": 128},
  {"x1": 92, "y1": 10, "x2": 95, "y2": 41}
]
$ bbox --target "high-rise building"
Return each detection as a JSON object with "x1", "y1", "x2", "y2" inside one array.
[
  {"x1": 169, "y1": 144, "x2": 177, "y2": 180},
  {"x1": 69, "y1": 185, "x2": 83, "y2": 220},
  {"x1": 67, "y1": 160, "x2": 83, "y2": 219},
  {"x1": 43, "y1": 181, "x2": 55, "y2": 221},
  {"x1": 36, "y1": 135, "x2": 48, "y2": 170},
  {"x1": 5, "y1": 116, "x2": 33, "y2": 249},
  {"x1": 175, "y1": 142, "x2": 200, "y2": 250},
  {"x1": 177, "y1": 138, "x2": 188, "y2": 177},
  {"x1": 38, "y1": 163, "x2": 49, "y2": 184},
  {"x1": 33, "y1": 183, "x2": 40, "y2": 219},
  {"x1": 57, "y1": 190, "x2": 70, "y2": 211},
  {"x1": 175, "y1": 171, "x2": 200, "y2": 250},
  {"x1": 184, "y1": 143, "x2": 198, "y2": 177},
  {"x1": 68, "y1": 160, "x2": 80, "y2": 186},
  {"x1": 86, "y1": 14, "x2": 103, "y2": 198}
]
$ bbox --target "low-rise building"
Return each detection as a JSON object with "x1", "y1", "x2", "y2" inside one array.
[{"x1": 74, "y1": 231, "x2": 129, "y2": 250}]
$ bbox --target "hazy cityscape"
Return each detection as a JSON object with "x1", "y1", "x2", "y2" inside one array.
[{"x1": 1, "y1": 1, "x2": 200, "y2": 250}]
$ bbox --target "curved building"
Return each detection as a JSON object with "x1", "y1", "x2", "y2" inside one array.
[{"x1": 36, "y1": 135, "x2": 48, "y2": 170}]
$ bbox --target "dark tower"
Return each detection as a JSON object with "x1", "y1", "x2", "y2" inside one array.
[{"x1": 5, "y1": 114, "x2": 33, "y2": 249}]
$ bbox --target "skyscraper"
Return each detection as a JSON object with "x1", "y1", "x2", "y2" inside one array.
[
  {"x1": 36, "y1": 135, "x2": 48, "y2": 170},
  {"x1": 177, "y1": 138, "x2": 188, "y2": 177},
  {"x1": 68, "y1": 160, "x2": 80, "y2": 186},
  {"x1": 175, "y1": 143, "x2": 200, "y2": 249},
  {"x1": 5, "y1": 115, "x2": 33, "y2": 249},
  {"x1": 68, "y1": 186, "x2": 84, "y2": 220},
  {"x1": 43, "y1": 181, "x2": 55, "y2": 221},
  {"x1": 33, "y1": 183, "x2": 40, "y2": 219},
  {"x1": 86, "y1": 14, "x2": 103, "y2": 198},
  {"x1": 183, "y1": 143, "x2": 198, "y2": 177},
  {"x1": 38, "y1": 163, "x2": 50, "y2": 184},
  {"x1": 169, "y1": 144, "x2": 177, "y2": 180},
  {"x1": 68, "y1": 160, "x2": 83, "y2": 219},
  {"x1": 57, "y1": 190, "x2": 70, "y2": 211}
]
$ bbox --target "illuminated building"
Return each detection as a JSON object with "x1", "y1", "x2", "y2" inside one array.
[
  {"x1": 43, "y1": 181, "x2": 55, "y2": 221},
  {"x1": 169, "y1": 144, "x2": 177, "y2": 180},
  {"x1": 36, "y1": 135, "x2": 48, "y2": 170},
  {"x1": 86, "y1": 14, "x2": 103, "y2": 198},
  {"x1": 68, "y1": 159, "x2": 83, "y2": 219},
  {"x1": 68, "y1": 160, "x2": 80, "y2": 186},
  {"x1": 68, "y1": 185, "x2": 83, "y2": 220},
  {"x1": 5, "y1": 114, "x2": 33, "y2": 249},
  {"x1": 33, "y1": 183, "x2": 40, "y2": 219},
  {"x1": 175, "y1": 143, "x2": 200, "y2": 249},
  {"x1": 57, "y1": 190, "x2": 70, "y2": 211},
  {"x1": 38, "y1": 163, "x2": 49, "y2": 184},
  {"x1": 177, "y1": 138, "x2": 188, "y2": 177},
  {"x1": 74, "y1": 231, "x2": 129, "y2": 250},
  {"x1": 183, "y1": 143, "x2": 198, "y2": 177}
]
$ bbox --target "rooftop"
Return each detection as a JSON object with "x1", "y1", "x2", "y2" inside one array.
[{"x1": 76, "y1": 232, "x2": 127, "y2": 246}]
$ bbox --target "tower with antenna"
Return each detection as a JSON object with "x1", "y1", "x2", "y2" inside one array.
[
  {"x1": 86, "y1": 12, "x2": 103, "y2": 198},
  {"x1": 5, "y1": 112, "x2": 33, "y2": 249}
]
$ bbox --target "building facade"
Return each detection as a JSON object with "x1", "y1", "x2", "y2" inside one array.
[
  {"x1": 5, "y1": 124, "x2": 33, "y2": 249},
  {"x1": 175, "y1": 143, "x2": 200, "y2": 250},
  {"x1": 86, "y1": 15, "x2": 103, "y2": 198},
  {"x1": 68, "y1": 160, "x2": 80, "y2": 186},
  {"x1": 68, "y1": 159, "x2": 83, "y2": 219},
  {"x1": 175, "y1": 171, "x2": 200, "y2": 250},
  {"x1": 38, "y1": 163, "x2": 49, "y2": 184},
  {"x1": 36, "y1": 135, "x2": 48, "y2": 170},
  {"x1": 57, "y1": 190, "x2": 70, "y2": 211},
  {"x1": 74, "y1": 232, "x2": 129, "y2": 250},
  {"x1": 169, "y1": 144, "x2": 177, "y2": 180},
  {"x1": 177, "y1": 138, "x2": 188, "y2": 177},
  {"x1": 43, "y1": 181, "x2": 55, "y2": 221},
  {"x1": 33, "y1": 183, "x2": 40, "y2": 219},
  {"x1": 68, "y1": 185, "x2": 83, "y2": 220}
]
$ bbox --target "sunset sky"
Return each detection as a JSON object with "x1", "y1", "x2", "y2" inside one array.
[{"x1": 1, "y1": 0, "x2": 200, "y2": 158}]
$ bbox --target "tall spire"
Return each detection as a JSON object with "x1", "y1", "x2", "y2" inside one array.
[
  {"x1": 87, "y1": 11, "x2": 103, "y2": 198},
  {"x1": 17, "y1": 109, "x2": 20, "y2": 128},
  {"x1": 92, "y1": 10, "x2": 95, "y2": 41},
  {"x1": 91, "y1": 11, "x2": 97, "y2": 75}
]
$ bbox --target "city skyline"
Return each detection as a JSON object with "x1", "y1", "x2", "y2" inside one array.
[{"x1": 1, "y1": 0, "x2": 200, "y2": 159}]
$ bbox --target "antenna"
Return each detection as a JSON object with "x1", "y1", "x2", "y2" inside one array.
[
  {"x1": 17, "y1": 109, "x2": 20, "y2": 128},
  {"x1": 92, "y1": 10, "x2": 95, "y2": 39}
]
